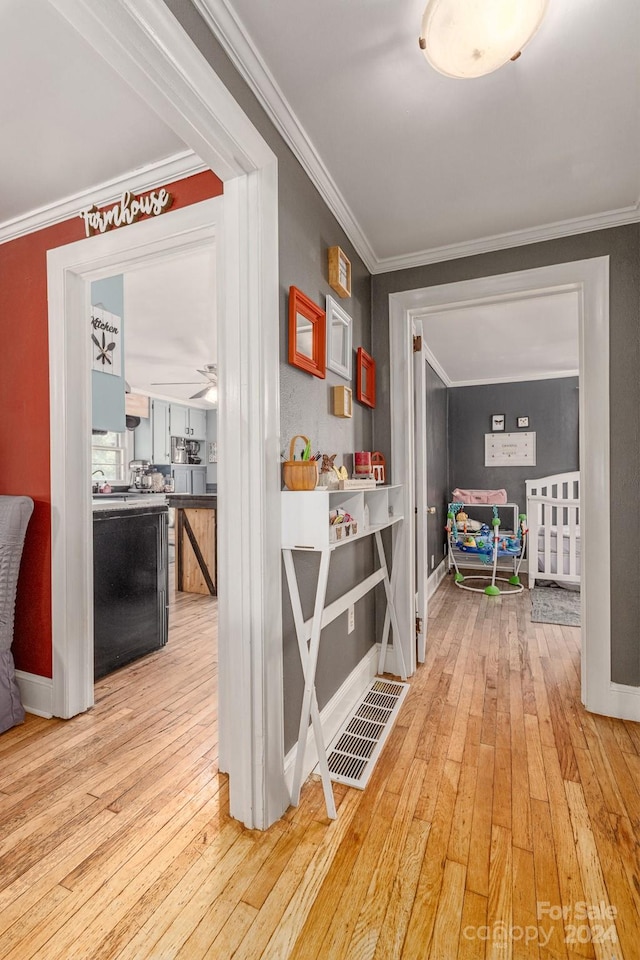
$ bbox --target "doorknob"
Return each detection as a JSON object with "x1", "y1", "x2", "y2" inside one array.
[{"x1": 427, "y1": 506, "x2": 437, "y2": 514}]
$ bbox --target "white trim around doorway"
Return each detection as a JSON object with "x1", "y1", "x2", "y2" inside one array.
[
  {"x1": 46, "y1": 0, "x2": 287, "y2": 829},
  {"x1": 389, "y1": 257, "x2": 640, "y2": 722}
]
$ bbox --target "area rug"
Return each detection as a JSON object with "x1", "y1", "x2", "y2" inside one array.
[{"x1": 530, "y1": 586, "x2": 581, "y2": 627}]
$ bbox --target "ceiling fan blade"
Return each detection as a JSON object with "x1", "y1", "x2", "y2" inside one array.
[{"x1": 190, "y1": 386, "x2": 212, "y2": 399}]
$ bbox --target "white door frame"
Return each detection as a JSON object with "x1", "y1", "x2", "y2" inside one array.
[
  {"x1": 390, "y1": 257, "x2": 640, "y2": 722},
  {"x1": 47, "y1": 0, "x2": 288, "y2": 828},
  {"x1": 413, "y1": 326, "x2": 428, "y2": 663}
]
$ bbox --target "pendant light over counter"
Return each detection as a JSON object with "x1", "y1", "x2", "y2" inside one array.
[{"x1": 419, "y1": 0, "x2": 548, "y2": 79}]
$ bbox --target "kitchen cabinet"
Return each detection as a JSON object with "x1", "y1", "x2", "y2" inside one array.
[
  {"x1": 151, "y1": 399, "x2": 171, "y2": 465},
  {"x1": 188, "y1": 407, "x2": 207, "y2": 440},
  {"x1": 170, "y1": 404, "x2": 207, "y2": 440},
  {"x1": 134, "y1": 398, "x2": 172, "y2": 464},
  {"x1": 134, "y1": 398, "x2": 206, "y2": 466},
  {"x1": 172, "y1": 465, "x2": 207, "y2": 495}
]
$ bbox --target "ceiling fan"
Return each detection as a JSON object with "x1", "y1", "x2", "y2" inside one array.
[{"x1": 151, "y1": 363, "x2": 218, "y2": 400}]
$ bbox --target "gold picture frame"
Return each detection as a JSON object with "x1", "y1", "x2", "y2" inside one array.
[
  {"x1": 327, "y1": 245, "x2": 351, "y2": 298},
  {"x1": 333, "y1": 385, "x2": 353, "y2": 418}
]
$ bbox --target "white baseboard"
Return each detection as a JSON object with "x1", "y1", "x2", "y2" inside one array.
[
  {"x1": 598, "y1": 682, "x2": 640, "y2": 722},
  {"x1": 15, "y1": 671, "x2": 54, "y2": 718},
  {"x1": 284, "y1": 644, "x2": 380, "y2": 796},
  {"x1": 427, "y1": 558, "x2": 448, "y2": 599}
]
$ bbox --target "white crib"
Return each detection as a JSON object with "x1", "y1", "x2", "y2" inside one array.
[{"x1": 525, "y1": 471, "x2": 580, "y2": 590}]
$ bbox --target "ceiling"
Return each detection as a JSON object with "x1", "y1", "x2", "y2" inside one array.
[
  {"x1": 419, "y1": 290, "x2": 579, "y2": 386},
  {"x1": 123, "y1": 248, "x2": 217, "y2": 406},
  {"x1": 0, "y1": 0, "x2": 187, "y2": 228},
  {"x1": 1, "y1": 0, "x2": 630, "y2": 384},
  {"x1": 198, "y1": 0, "x2": 640, "y2": 271}
]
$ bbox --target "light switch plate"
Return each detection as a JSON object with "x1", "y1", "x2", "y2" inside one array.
[{"x1": 347, "y1": 604, "x2": 355, "y2": 633}]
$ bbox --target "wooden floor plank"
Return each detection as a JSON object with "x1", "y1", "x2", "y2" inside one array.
[
  {"x1": 342, "y1": 757, "x2": 427, "y2": 960},
  {"x1": 1, "y1": 577, "x2": 639, "y2": 960}
]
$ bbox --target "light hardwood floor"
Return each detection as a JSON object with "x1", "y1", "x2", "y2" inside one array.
[{"x1": 1, "y1": 576, "x2": 638, "y2": 958}]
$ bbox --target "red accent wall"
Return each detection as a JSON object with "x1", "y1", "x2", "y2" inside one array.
[{"x1": 0, "y1": 170, "x2": 223, "y2": 677}]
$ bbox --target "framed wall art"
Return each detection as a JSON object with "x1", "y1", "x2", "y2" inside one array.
[
  {"x1": 333, "y1": 385, "x2": 353, "y2": 418},
  {"x1": 356, "y1": 347, "x2": 376, "y2": 408},
  {"x1": 327, "y1": 245, "x2": 351, "y2": 298},
  {"x1": 288, "y1": 286, "x2": 326, "y2": 378},
  {"x1": 325, "y1": 295, "x2": 352, "y2": 380}
]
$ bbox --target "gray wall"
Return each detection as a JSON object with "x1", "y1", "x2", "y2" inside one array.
[
  {"x1": 448, "y1": 377, "x2": 579, "y2": 514},
  {"x1": 372, "y1": 224, "x2": 640, "y2": 686},
  {"x1": 166, "y1": 1, "x2": 376, "y2": 749},
  {"x1": 426, "y1": 361, "x2": 449, "y2": 570}
]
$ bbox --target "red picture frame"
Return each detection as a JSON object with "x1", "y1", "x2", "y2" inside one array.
[
  {"x1": 356, "y1": 347, "x2": 376, "y2": 408},
  {"x1": 288, "y1": 286, "x2": 326, "y2": 379}
]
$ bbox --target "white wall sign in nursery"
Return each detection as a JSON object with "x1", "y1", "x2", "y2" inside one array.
[
  {"x1": 79, "y1": 188, "x2": 173, "y2": 238},
  {"x1": 90, "y1": 307, "x2": 122, "y2": 377},
  {"x1": 485, "y1": 431, "x2": 536, "y2": 467}
]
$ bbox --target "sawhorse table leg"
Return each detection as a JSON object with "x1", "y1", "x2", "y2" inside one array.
[
  {"x1": 283, "y1": 549, "x2": 337, "y2": 819},
  {"x1": 375, "y1": 528, "x2": 407, "y2": 681}
]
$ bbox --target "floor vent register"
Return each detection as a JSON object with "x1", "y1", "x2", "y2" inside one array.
[{"x1": 323, "y1": 678, "x2": 409, "y2": 789}]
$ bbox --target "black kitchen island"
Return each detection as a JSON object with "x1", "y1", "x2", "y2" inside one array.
[{"x1": 93, "y1": 499, "x2": 169, "y2": 679}]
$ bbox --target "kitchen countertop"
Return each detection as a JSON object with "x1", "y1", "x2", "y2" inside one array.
[
  {"x1": 92, "y1": 491, "x2": 168, "y2": 500},
  {"x1": 92, "y1": 499, "x2": 168, "y2": 517},
  {"x1": 165, "y1": 494, "x2": 217, "y2": 510}
]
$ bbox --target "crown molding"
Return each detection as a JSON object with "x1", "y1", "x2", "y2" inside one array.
[
  {"x1": 448, "y1": 369, "x2": 579, "y2": 388},
  {"x1": 195, "y1": 0, "x2": 640, "y2": 277},
  {"x1": 0, "y1": 150, "x2": 207, "y2": 245},
  {"x1": 193, "y1": 0, "x2": 378, "y2": 274},
  {"x1": 423, "y1": 340, "x2": 578, "y2": 388},
  {"x1": 368, "y1": 199, "x2": 640, "y2": 274}
]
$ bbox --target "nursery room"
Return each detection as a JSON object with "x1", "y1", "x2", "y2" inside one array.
[{"x1": 417, "y1": 285, "x2": 581, "y2": 622}]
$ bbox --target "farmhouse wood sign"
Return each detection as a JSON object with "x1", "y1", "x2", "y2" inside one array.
[{"x1": 79, "y1": 188, "x2": 173, "y2": 237}]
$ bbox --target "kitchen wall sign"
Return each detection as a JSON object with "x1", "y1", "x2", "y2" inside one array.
[
  {"x1": 91, "y1": 307, "x2": 122, "y2": 376},
  {"x1": 79, "y1": 188, "x2": 173, "y2": 238}
]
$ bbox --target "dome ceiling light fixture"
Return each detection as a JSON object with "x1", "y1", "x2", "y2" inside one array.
[{"x1": 418, "y1": 0, "x2": 548, "y2": 79}]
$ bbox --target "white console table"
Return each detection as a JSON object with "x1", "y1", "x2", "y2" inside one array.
[{"x1": 282, "y1": 485, "x2": 405, "y2": 819}]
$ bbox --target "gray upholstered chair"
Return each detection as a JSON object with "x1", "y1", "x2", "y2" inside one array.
[{"x1": 0, "y1": 496, "x2": 34, "y2": 733}]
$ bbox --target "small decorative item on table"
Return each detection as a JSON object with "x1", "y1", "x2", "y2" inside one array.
[
  {"x1": 329, "y1": 508, "x2": 357, "y2": 542},
  {"x1": 318, "y1": 453, "x2": 340, "y2": 489},
  {"x1": 354, "y1": 451, "x2": 373, "y2": 479},
  {"x1": 282, "y1": 434, "x2": 318, "y2": 490},
  {"x1": 371, "y1": 451, "x2": 386, "y2": 484}
]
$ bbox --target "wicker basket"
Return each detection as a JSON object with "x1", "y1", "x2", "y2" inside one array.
[{"x1": 282, "y1": 435, "x2": 318, "y2": 490}]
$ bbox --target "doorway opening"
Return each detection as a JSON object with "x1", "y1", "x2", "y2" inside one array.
[
  {"x1": 90, "y1": 243, "x2": 218, "y2": 688},
  {"x1": 48, "y1": 193, "x2": 287, "y2": 828},
  {"x1": 388, "y1": 257, "x2": 626, "y2": 721},
  {"x1": 412, "y1": 287, "x2": 580, "y2": 662}
]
